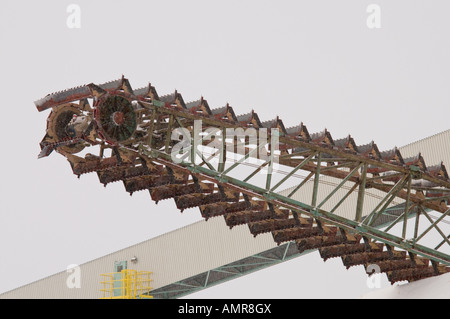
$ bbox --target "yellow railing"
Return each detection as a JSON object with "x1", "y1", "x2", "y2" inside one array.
[{"x1": 100, "y1": 269, "x2": 153, "y2": 299}]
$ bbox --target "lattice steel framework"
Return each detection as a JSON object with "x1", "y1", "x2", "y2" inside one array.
[{"x1": 36, "y1": 76, "x2": 450, "y2": 286}]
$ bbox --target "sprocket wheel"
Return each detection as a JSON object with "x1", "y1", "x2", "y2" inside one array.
[
  {"x1": 47, "y1": 103, "x2": 86, "y2": 154},
  {"x1": 97, "y1": 95, "x2": 137, "y2": 143}
]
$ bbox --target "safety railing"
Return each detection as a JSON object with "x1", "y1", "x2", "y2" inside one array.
[{"x1": 100, "y1": 269, "x2": 153, "y2": 299}]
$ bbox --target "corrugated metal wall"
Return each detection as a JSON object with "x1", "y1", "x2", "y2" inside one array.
[
  {"x1": 399, "y1": 129, "x2": 450, "y2": 168},
  {"x1": 0, "y1": 218, "x2": 277, "y2": 299}
]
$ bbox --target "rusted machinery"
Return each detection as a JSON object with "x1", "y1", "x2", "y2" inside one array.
[{"x1": 35, "y1": 76, "x2": 450, "y2": 285}]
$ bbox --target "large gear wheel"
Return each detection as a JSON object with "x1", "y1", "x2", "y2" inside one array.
[
  {"x1": 96, "y1": 95, "x2": 137, "y2": 144},
  {"x1": 47, "y1": 103, "x2": 86, "y2": 154}
]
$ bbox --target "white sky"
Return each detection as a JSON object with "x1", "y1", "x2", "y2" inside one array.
[{"x1": 1, "y1": 0, "x2": 450, "y2": 298}]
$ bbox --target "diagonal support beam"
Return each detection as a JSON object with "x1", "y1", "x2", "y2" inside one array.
[
  {"x1": 330, "y1": 183, "x2": 359, "y2": 214},
  {"x1": 222, "y1": 142, "x2": 268, "y2": 176},
  {"x1": 417, "y1": 207, "x2": 450, "y2": 248},
  {"x1": 368, "y1": 176, "x2": 410, "y2": 227},
  {"x1": 384, "y1": 203, "x2": 417, "y2": 235},
  {"x1": 270, "y1": 152, "x2": 317, "y2": 192},
  {"x1": 362, "y1": 174, "x2": 409, "y2": 226},
  {"x1": 243, "y1": 161, "x2": 270, "y2": 183},
  {"x1": 287, "y1": 171, "x2": 315, "y2": 198},
  {"x1": 317, "y1": 162, "x2": 363, "y2": 209}
]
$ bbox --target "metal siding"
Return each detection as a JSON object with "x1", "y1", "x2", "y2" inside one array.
[
  {"x1": 0, "y1": 218, "x2": 277, "y2": 299},
  {"x1": 399, "y1": 129, "x2": 450, "y2": 168}
]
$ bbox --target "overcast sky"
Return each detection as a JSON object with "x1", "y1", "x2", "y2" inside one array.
[{"x1": 1, "y1": 0, "x2": 450, "y2": 298}]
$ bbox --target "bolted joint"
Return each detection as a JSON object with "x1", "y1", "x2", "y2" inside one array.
[{"x1": 409, "y1": 165, "x2": 423, "y2": 179}]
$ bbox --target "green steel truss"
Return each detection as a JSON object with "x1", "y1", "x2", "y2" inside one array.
[
  {"x1": 150, "y1": 242, "x2": 301, "y2": 299},
  {"x1": 36, "y1": 77, "x2": 450, "y2": 291},
  {"x1": 136, "y1": 101, "x2": 450, "y2": 267}
]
